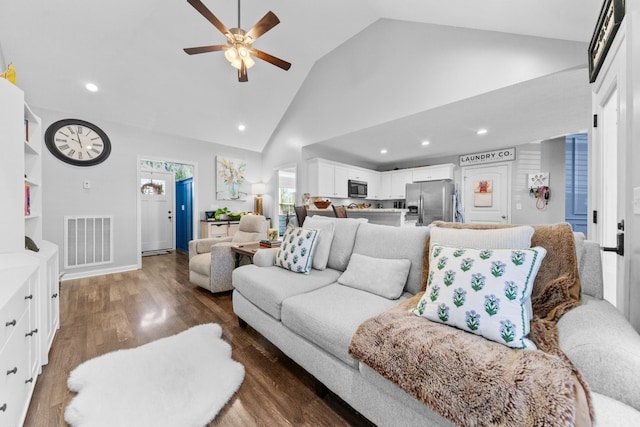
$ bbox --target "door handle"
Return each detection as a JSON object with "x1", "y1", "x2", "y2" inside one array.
[{"x1": 602, "y1": 232, "x2": 624, "y2": 256}]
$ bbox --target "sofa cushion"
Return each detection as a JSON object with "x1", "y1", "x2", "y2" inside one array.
[
  {"x1": 232, "y1": 264, "x2": 340, "y2": 320},
  {"x1": 281, "y1": 284, "x2": 410, "y2": 368},
  {"x1": 302, "y1": 216, "x2": 336, "y2": 270},
  {"x1": 190, "y1": 252, "x2": 211, "y2": 276},
  {"x1": 310, "y1": 216, "x2": 367, "y2": 271},
  {"x1": 429, "y1": 224, "x2": 535, "y2": 249},
  {"x1": 351, "y1": 223, "x2": 429, "y2": 295},
  {"x1": 558, "y1": 297, "x2": 640, "y2": 411},
  {"x1": 338, "y1": 253, "x2": 410, "y2": 299},
  {"x1": 412, "y1": 244, "x2": 546, "y2": 349},
  {"x1": 275, "y1": 226, "x2": 319, "y2": 274}
]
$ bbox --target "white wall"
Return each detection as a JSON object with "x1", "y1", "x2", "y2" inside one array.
[
  {"x1": 511, "y1": 140, "x2": 566, "y2": 225},
  {"x1": 37, "y1": 107, "x2": 262, "y2": 278},
  {"x1": 262, "y1": 19, "x2": 588, "y2": 209},
  {"x1": 0, "y1": 41, "x2": 5, "y2": 71}
]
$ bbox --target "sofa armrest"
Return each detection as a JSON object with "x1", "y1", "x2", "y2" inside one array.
[
  {"x1": 558, "y1": 297, "x2": 640, "y2": 411},
  {"x1": 253, "y1": 248, "x2": 278, "y2": 267}
]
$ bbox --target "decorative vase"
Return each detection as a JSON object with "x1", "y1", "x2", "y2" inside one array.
[{"x1": 228, "y1": 181, "x2": 239, "y2": 199}]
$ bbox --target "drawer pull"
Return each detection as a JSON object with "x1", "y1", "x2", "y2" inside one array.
[
  {"x1": 25, "y1": 328, "x2": 38, "y2": 337},
  {"x1": 6, "y1": 367, "x2": 17, "y2": 376},
  {"x1": 25, "y1": 377, "x2": 33, "y2": 384},
  {"x1": 24, "y1": 294, "x2": 33, "y2": 300},
  {"x1": 5, "y1": 320, "x2": 16, "y2": 327},
  {"x1": 52, "y1": 293, "x2": 59, "y2": 299},
  {"x1": 0, "y1": 403, "x2": 6, "y2": 412}
]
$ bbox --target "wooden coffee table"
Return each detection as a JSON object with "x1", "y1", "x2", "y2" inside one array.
[{"x1": 230, "y1": 243, "x2": 260, "y2": 268}]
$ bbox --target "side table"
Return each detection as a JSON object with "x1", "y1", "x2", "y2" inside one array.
[{"x1": 230, "y1": 243, "x2": 260, "y2": 268}]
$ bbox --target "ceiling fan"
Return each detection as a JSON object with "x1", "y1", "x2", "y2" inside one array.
[{"x1": 184, "y1": 0, "x2": 291, "y2": 82}]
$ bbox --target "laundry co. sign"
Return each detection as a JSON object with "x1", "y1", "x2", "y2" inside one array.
[{"x1": 459, "y1": 148, "x2": 515, "y2": 166}]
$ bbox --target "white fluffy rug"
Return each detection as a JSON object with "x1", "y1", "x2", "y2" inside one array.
[{"x1": 65, "y1": 323, "x2": 244, "y2": 427}]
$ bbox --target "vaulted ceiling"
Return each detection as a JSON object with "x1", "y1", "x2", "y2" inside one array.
[{"x1": 0, "y1": 0, "x2": 602, "y2": 167}]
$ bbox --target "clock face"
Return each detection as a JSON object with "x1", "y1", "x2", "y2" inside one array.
[{"x1": 45, "y1": 119, "x2": 111, "y2": 166}]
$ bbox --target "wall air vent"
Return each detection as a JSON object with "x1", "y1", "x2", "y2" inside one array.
[{"x1": 64, "y1": 215, "x2": 113, "y2": 268}]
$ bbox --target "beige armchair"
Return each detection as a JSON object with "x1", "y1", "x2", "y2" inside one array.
[{"x1": 188, "y1": 214, "x2": 268, "y2": 293}]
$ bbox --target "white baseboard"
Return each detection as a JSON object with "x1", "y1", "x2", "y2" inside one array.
[{"x1": 61, "y1": 264, "x2": 139, "y2": 281}]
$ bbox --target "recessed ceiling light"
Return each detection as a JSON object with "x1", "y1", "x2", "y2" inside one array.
[
  {"x1": 421, "y1": 140, "x2": 430, "y2": 146},
  {"x1": 237, "y1": 124, "x2": 246, "y2": 131},
  {"x1": 477, "y1": 128, "x2": 488, "y2": 135},
  {"x1": 380, "y1": 149, "x2": 388, "y2": 154},
  {"x1": 85, "y1": 83, "x2": 98, "y2": 92}
]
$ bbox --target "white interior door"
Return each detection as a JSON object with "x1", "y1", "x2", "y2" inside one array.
[
  {"x1": 590, "y1": 26, "x2": 627, "y2": 314},
  {"x1": 462, "y1": 163, "x2": 511, "y2": 224},
  {"x1": 141, "y1": 171, "x2": 175, "y2": 252}
]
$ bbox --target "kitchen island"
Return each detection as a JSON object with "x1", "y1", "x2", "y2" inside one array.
[{"x1": 306, "y1": 207, "x2": 410, "y2": 227}]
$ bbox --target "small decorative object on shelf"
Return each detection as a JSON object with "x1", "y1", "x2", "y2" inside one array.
[
  {"x1": 0, "y1": 63, "x2": 16, "y2": 84},
  {"x1": 267, "y1": 228, "x2": 278, "y2": 241},
  {"x1": 259, "y1": 239, "x2": 281, "y2": 248},
  {"x1": 24, "y1": 181, "x2": 31, "y2": 216}
]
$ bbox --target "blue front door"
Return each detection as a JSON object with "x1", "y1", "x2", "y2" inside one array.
[{"x1": 175, "y1": 178, "x2": 193, "y2": 252}]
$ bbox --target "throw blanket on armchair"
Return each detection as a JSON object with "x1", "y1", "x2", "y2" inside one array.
[{"x1": 348, "y1": 223, "x2": 594, "y2": 426}]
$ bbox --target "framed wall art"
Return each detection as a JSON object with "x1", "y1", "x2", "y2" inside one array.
[
  {"x1": 588, "y1": 0, "x2": 625, "y2": 83},
  {"x1": 216, "y1": 156, "x2": 247, "y2": 201}
]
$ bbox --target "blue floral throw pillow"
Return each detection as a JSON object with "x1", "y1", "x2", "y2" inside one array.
[
  {"x1": 411, "y1": 244, "x2": 547, "y2": 349},
  {"x1": 274, "y1": 226, "x2": 319, "y2": 274}
]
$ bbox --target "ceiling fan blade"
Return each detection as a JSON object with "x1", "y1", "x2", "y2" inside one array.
[
  {"x1": 245, "y1": 11, "x2": 280, "y2": 42},
  {"x1": 183, "y1": 44, "x2": 227, "y2": 55},
  {"x1": 238, "y1": 61, "x2": 248, "y2": 82},
  {"x1": 187, "y1": 0, "x2": 229, "y2": 35},
  {"x1": 252, "y1": 49, "x2": 291, "y2": 71}
]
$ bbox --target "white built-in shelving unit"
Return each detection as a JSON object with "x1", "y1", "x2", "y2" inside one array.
[{"x1": 0, "y1": 77, "x2": 59, "y2": 426}]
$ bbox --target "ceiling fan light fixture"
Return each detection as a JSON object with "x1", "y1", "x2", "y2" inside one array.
[
  {"x1": 231, "y1": 58, "x2": 244, "y2": 70},
  {"x1": 184, "y1": 0, "x2": 291, "y2": 82},
  {"x1": 244, "y1": 55, "x2": 255, "y2": 69},
  {"x1": 238, "y1": 45, "x2": 250, "y2": 57},
  {"x1": 224, "y1": 47, "x2": 238, "y2": 62}
]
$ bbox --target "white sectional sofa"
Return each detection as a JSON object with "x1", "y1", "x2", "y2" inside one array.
[{"x1": 231, "y1": 216, "x2": 640, "y2": 426}]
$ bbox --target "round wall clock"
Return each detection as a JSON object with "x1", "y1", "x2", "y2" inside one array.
[{"x1": 45, "y1": 119, "x2": 111, "y2": 166}]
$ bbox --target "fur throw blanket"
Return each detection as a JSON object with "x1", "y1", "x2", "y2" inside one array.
[{"x1": 348, "y1": 223, "x2": 594, "y2": 426}]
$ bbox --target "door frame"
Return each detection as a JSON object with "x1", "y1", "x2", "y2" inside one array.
[
  {"x1": 589, "y1": 19, "x2": 629, "y2": 316},
  {"x1": 461, "y1": 162, "x2": 512, "y2": 224},
  {"x1": 136, "y1": 155, "x2": 198, "y2": 269},
  {"x1": 141, "y1": 170, "x2": 176, "y2": 252}
]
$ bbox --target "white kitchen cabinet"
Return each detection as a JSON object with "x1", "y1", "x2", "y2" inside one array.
[
  {"x1": 365, "y1": 171, "x2": 381, "y2": 199},
  {"x1": 379, "y1": 172, "x2": 393, "y2": 199},
  {"x1": 391, "y1": 170, "x2": 413, "y2": 199},
  {"x1": 308, "y1": 159, "x2": 348, "y2": 198},
  {"x1": 411, "y1": 163, "x2": 455, "y2": 182}
]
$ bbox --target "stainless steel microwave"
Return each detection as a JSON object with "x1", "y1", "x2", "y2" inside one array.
[{"x1": 348, "y1": 179, "x2": 367, "y2": 198}]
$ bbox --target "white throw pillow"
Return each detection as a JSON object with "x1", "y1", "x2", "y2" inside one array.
[
  {"x1": 311, "y1": 216, "x2": 368, "y2": 271},
  {"x1": 338, "y1": 253, "x2": 411, "y2": 299},
  {"x1": 411, "y1": 244, "x2": 546, "y2": 349},
  {"x1": 303, "y1": 216, "x2": 336, "y2": 270},
  {"x1": 275, "y1": 227, "x2": 319, "y2": 274},
  {"x1": 429, "y1": 225, "x2": 534, "y2": 249}
]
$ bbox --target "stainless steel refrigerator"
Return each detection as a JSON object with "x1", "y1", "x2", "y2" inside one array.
[{"x1": 405, "y1": 180, "x2": 455, "y2": 226}]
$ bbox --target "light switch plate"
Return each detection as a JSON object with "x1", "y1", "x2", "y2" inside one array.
[{"x1": 83, "y1": 180, "x2": 91, "y2": 189}]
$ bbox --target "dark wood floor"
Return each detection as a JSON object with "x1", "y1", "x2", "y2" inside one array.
[{"x1": 24, "y1": 251, "x2": 373, "y2": 426}]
